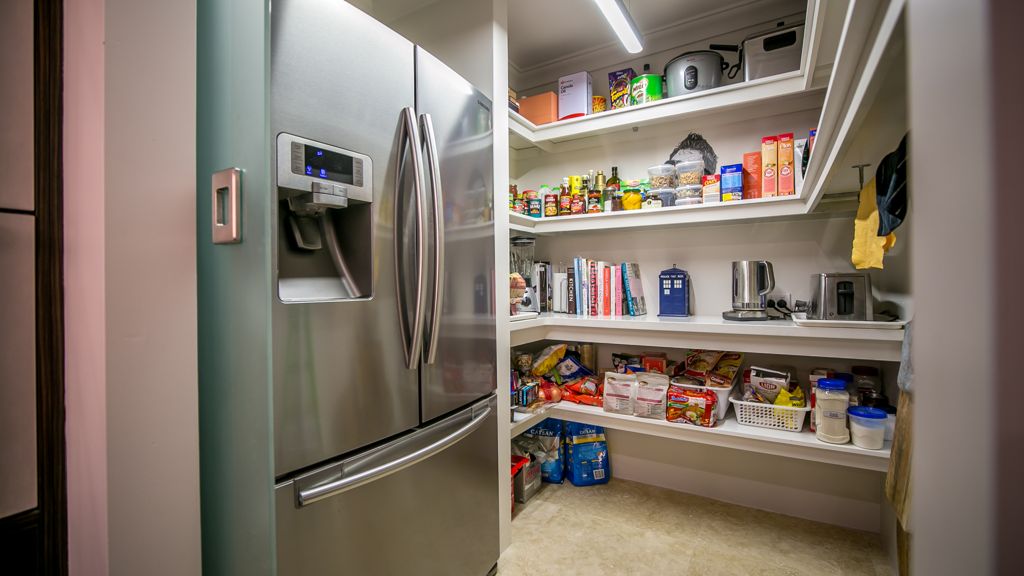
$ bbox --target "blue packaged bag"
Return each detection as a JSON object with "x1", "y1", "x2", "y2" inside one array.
[
  {"x1": 525, "y1": 418, "x2": 564, "y2": 484},
  {"x1": 563, "y1": 421, "x2": 610, "y2": 486}
]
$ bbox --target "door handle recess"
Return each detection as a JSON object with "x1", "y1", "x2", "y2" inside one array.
[
  {"x1": 420, "y1": 113, "x2": 444, "y2": 364},
  {"x1": 395, "y1": 107, "x2": 426, "y2": 370},
  {"x1": 211, "y1": 167, "x2": 242, "y2": 244},
  {"x1": 295, "y1": 400, "x2": 492, "y2": 507}
]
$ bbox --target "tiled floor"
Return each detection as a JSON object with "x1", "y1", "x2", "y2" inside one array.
[{"x1": 499, "y1": 479, "x2": 892, "y2": 576}]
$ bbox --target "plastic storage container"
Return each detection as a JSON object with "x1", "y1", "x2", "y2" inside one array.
[
  {"x1": 653, "y1": 189, "x2": 676, "y2": 208},
  {"x1": 672, "y1": 378, "x2": 734, "y2": 421},
  {"x1": 674, "y1": 184, "x2": 702, "y2": 206},
  {"x1": 647, "y1": 164, "x2": 676, "y2": 189},
  {"x1": 848, "y1": 406, "x2": 887, "y2": 449},
  {"x1": 675, "y1": 160, "x2": 705, "y2": 186},
  {"x1": 815, "y1": 378, "x2": 850, "y2": 444},
  {"x1": 729, "y1": 395, "x2": 811, "y2": 432}
]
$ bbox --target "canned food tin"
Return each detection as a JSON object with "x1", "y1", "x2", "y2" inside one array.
[
  {"x1": 527, "y1": 198, "x2": 542, "y2": 218},
  {"x1": 544, "y1": 194, "x2": 558, "y2": 217}
]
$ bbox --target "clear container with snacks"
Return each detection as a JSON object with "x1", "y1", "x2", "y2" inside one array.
[
  {"x1": 674, "y1": 159, "x2": 705, "y2": 186},
  {"x1": 653, "y1": 189, "x2": 676, "y2": 208},
  {"x1": 674, "y1": 184, "x2": 702, "y2": 206},
  {"x1": 647, "y1": 164, "x2": 677, "y2": 189}
]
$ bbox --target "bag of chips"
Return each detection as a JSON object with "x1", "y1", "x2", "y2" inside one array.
[{"x1": 531, "y1": 344, "x2": 567, "y2": 376}]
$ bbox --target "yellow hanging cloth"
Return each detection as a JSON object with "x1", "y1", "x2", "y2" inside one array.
[{"x1": 852, "y1": 177, "x2": 897, "y2": 269}]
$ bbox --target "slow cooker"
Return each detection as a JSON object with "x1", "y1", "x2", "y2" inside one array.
[{"x1": 664, "y1": 50, "x2": 726, "y2": 97}]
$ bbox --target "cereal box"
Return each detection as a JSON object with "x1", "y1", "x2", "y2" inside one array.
[
  {"x1": 761, "y1": 136, "x2": 778, "y2": 197},
  {"x1": 778, "y1": 132, "x2": 795, "y2": 196}
]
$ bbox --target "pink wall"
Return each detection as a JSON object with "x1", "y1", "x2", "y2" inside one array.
[
  {"x1": 64, "y1": 0, "x2": 200, "y2": 574},
  {"x1": 64, "y1": 0, "x2": 109, "y2": 572}
]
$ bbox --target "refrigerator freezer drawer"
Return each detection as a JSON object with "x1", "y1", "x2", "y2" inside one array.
[{"x1": 275, "y1": 395, "x2": 499, "y2": 576}]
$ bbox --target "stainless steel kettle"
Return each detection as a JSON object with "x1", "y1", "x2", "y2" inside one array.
[{"x1": 723, "y1": 260, "x2": 775, "y2": 321}]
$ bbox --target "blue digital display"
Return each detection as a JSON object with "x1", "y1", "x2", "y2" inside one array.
[{"x1": 303, "y1": 145, "x2": 354, "y2": 184}]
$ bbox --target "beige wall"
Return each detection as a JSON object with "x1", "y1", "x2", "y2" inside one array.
[
  {"x1": 908, "y1": 0, "x2": 995, "y2": 574},
  {"x1": 64, "y1": 0, "x2": 200, "y2": 574}
]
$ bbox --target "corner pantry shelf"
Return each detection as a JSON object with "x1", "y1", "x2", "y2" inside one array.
[
  {"x1": 510, "y1": 405, "x2": 556, "y2": 437},
  {"x1": 509, "y1": 72, "x2": 824, "y2": 152},
  {"x1": 546, "y1": 401, "x2": 890, "y2": 472},
  {"x1": 510, "y1": 313, "x2": 904, "y2": 362},
  {"x1": 507, "y1": 193, "x2": 858, "y2": 235}
]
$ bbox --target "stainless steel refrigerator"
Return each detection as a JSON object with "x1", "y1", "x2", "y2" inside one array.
[{"x1": 197, "y1": 0, "x2": 498, "y2": 573}]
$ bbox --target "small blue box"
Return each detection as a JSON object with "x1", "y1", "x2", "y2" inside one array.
[{"x1": 721, "y1": 163, "x2": 743, "y2": 201}]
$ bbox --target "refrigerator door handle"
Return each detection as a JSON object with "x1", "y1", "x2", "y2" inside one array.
[
  {"x1": 294, "y1": 399, "x2": 492, "y2": 507},
  {"x1": 420, "y1": 113, "x2": 445, "y2": 365},
  {"x1": 395, "y1": 106, "x2": 426, "y2": 370}
]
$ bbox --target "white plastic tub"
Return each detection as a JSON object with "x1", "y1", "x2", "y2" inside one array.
[{"x1": 671, "y1": 378, "x2": 734, "y2": 421}]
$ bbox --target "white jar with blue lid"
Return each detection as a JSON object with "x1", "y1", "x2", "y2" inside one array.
[
  {"x1": 814, "y1": 378, "x2": 850, "y2": 444},
  {"x1": 847, "y1": 406, "x2": 888, "y2": 449}
]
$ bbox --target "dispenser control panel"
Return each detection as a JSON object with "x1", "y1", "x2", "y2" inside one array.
[{"x1": 276, "y1": 133, "x2": 372, "y2": 203}]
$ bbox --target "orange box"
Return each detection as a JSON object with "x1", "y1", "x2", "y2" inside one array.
[
  {"x1": 743, "y1": 152, "x2": 762, "y2": 199},
  {"x1": 517, "y1": 92, "x2": 558, "y2": 125},
  {"x1": 778, "y1": 133, "x2": 795, "y2": 196},
  {"x1": 761, "y1": 136, "x2": 778, "y2": 197}
]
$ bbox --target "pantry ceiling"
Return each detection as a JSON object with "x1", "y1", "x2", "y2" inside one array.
[
  {"x1": 508, "y1": 0, "x2": 805, "y2": 74},
  {"x1": 509, "y1": 0, "x2": 749, "y2": 71}
]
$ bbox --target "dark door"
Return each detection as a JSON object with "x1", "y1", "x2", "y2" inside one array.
[{"x1": 0, "y1": 0, "x2": 68, "y2": 573}]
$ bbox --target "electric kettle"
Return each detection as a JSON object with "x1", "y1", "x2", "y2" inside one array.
[{"x1": 723, "y1": 260, "x2": 775, "y2": 321}]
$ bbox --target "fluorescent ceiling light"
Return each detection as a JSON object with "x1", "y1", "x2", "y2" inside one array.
[{"x1": 593, "y1": 0, "x2": 643, "y2": 54}]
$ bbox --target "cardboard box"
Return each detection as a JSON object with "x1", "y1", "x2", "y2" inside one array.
[
  {"x1": 743, "y1": 152, "x2": 762, "y2": 199},
  {"x1": 558, "y1": 71, "x2": 592, "y2": 120},
  {"x1": 720, "y1": 164, "x2": 743, "y2": 201},
  {"x1": 761, "y1": 136, "x2": 778, "y2": 197},
  {"x1": 608, "y1": 68, "x2": 636, "y2": 110},
  {"x1": 778, "y1": 132, "x2": 795, "y2": 196},
  {"x1": 702, "y1": 174, "x2": 721, "y2": 203},
  {"x1": 517, "y1": 91, "x2": 557, "y2": 125}
]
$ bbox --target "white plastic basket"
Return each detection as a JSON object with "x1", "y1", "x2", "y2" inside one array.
[{"x1": 729, "y1": 396, "x2": 811, "y2": 432}]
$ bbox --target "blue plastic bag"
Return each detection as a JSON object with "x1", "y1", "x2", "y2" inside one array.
[
  {"x1": 563, "y1": 421, "x2": 610, "y2": 486},
  {"x1": 525, "y1": 418, "x2": 564, "y2": 484}
]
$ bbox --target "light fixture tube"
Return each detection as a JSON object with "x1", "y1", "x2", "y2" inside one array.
[{"x1": 593, "y1": 0, "x2": 643, "y2": 54}]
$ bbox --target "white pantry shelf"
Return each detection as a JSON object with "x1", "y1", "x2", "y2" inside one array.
[
  {"x1": 509, "y1": 72, "x2": 825, "y2": 152},
  {"x1": 546, "y1": 402, "x2": 890, "y2": 472},
  {"x1": 510, "y1": 313, "x2": 904, "y2": 362},
  {"x1": 510, "y1": 406, "x2": 555, "y2": 437},
  {"x1": 507, "y1": 193, "x2": 857, "y2": 235}
]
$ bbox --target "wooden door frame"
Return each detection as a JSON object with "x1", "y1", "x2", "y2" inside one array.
[{"x1": 35, "y1": 0, "x2": 68, "y2": 571}]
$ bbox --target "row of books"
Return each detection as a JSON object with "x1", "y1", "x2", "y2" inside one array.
[{"x1": 532, "y1": 259, "x2": 647, "y2": 317}]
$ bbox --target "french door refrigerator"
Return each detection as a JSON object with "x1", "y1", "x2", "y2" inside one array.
[{"x1": 197, "y1": 0, "x2": 498, "y2": 574}]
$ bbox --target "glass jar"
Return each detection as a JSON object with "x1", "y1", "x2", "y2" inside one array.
[
  {"x1": 814, "y1": 378, "x2": 850, "y2": 444},
  {"x1": 621, "y1": 188, "x2": 643, "y2": 210}
]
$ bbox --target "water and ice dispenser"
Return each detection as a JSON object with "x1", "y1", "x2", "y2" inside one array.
[{"x1": 276, "y1": 133, "x2": 374, "y2": 302}]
